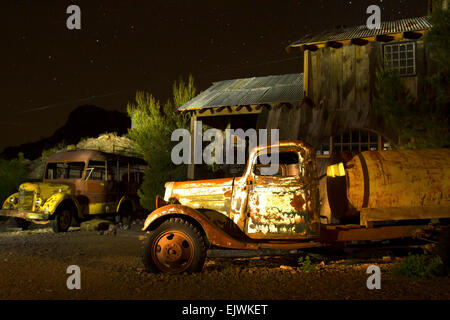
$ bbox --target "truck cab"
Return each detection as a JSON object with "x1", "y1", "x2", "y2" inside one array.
[
  {"x1": 1, "y1": 149, "x2": 146, "y2": 232},
  {"x1": 141, "y1": 140, "x2": 450, "y2": 274}
]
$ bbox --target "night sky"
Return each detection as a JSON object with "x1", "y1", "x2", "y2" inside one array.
[{"x1": 0, "y1": 0, "x2": 427, "y2": 154}]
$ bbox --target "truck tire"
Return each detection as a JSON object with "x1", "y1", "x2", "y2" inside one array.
[
  {"x1": 142, "y1": 218, "x2": 206, "y2": 274},
  {"x1": 51, "y1": 207, "x2": 73, "y2": 233}
]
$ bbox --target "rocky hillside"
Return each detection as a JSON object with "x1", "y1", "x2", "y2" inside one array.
[
  {"x1": 26, "y1": 133, "x2": 140, "y2": 180},
  {"x1": 0, "y1": 105, "x2": 131, "y2": 160}
]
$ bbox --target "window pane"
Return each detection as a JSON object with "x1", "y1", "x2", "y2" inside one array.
[
  {"x1": 67, "y1": 162, "x2": 85, "y2": 179},
  {"x1": 87, "y1": 161, "x2": 106, "y2": 181}
]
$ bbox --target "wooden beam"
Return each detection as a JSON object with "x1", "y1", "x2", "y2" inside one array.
[
  {"x1": 326, "y1": 41, "x2": 343, "y2": 49},
  {"x1": 303, "y1": 44, "x2": 318, "y2": 51},
  {"x1": 303, "y1": 50, "x2": 309, "y2": 97},
  {"x1": 403, "y1": 31, "x2": 424, "y2": 39},
  {"x1": 375, "y1": 34, "x2": 394, "y2": 42},
  {"x1": 351, "y1": 38, "x2": 369, "y2": 46}
]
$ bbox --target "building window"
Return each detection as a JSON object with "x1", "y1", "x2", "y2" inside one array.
[
  {"x1": 317, "y1": 129, "x2": 391, "y2": 158},
  {"x1": 383, "y1": 41, "x2": 416, "y2": 76}
]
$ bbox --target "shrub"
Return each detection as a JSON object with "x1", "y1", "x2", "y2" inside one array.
[
  {"x1": 127, "y1": 75, "x2": 196, "y2": 210},
  {"x1": 297, "y1": 256, "x2": 315, "y2": 272},
  {"x1": 395, "y1": 253, "x2": 444, "y2": 278},
  {"x1": 0, "y1": 153, "x2": 28, "y2": 203}
]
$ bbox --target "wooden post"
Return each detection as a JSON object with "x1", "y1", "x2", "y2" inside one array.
[
  {"x1": 188, "y1": 113, "x2": 198, "y2": 179},
  {"x1": 303, "y1": 50, "x2": 309, "y2": 97}
]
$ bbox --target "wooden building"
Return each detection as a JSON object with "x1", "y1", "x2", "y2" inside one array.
[{"x1": 180, "y1": 13, "x2": 437, "y2": 180}]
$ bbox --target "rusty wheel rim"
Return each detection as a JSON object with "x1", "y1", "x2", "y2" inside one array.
[
  {"x1": 151, "y1": 230, "x2": 195, "y2": 273},
  {"x1": 60, "y1": 209, "x2": 71, "y2": 230}
]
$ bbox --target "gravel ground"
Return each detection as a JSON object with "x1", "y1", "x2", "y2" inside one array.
[{"x1": 0, "y1": 220, "x2": 449, "y2": 300}]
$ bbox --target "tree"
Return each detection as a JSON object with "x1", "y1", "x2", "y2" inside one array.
[
  {"x1": 0, "y1": 153, "x2": 28, "y2": 205},
  {"x1": 127, "y1": 75, "x2": 197, "y2": 210},
  {"x1": 375, "y1": 8, "x2": 449, "y2": 149}
]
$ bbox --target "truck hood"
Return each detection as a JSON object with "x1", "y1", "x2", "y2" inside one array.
[
  {"x1": 19, "y1": 182, "x2": 72, "y2": 202},
  {"x1": 164, "y1": 177, "x2": 237, "y2": 216}
]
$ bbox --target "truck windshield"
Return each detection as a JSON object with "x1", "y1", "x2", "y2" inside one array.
[{"x1": 46, "y1": 162, "x2": 85, "y2": 180}]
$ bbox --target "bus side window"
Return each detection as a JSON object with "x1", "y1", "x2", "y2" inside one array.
[
  {"x1": 87, "y1": 161, "x2": 106, "y2": 181},
  {"x1": 107, "y1": 160, "x2": 117, "y2": 181},
  {"x1": 119, "y1": 162, "x2": 128, "y2": 182}
]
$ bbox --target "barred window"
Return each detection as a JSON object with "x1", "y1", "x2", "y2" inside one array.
[
  {"x1": 383, "y1": 42, "x2": 416, "y2": 76},
  {"x1": 317, "y1": 129, "x2": 391, "y2": 158}
]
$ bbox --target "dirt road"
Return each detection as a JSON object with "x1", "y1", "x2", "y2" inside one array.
[{"x1": 0, "y1": 221, "x2": 449, "y2": 300}]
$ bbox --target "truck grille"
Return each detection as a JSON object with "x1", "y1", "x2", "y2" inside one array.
[{"x1": 18, "y1": 190, "x2": 35, "y2": 211}]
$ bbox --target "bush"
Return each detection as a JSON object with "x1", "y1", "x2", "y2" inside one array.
[
  {"x1": 0, "y1": 153, "x2": 28, "y2": 204},
  {"x1": 297, "y1": 256, "x2": 315, "y2": 272},
  {"x1": 375, "y1": 7, "x2": 449, "y2": 149},
  {"x1": 127, "y1": 75, "x2": 197, "y2": 211},
  {"x1": 395, "y1": 253, "x2": 444, "y2": 278}
]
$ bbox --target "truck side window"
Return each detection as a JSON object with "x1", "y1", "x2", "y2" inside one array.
[
  {"x1": 86, "y1": 161, "x2": 106, "y2": 181},
  {"x1": 253, "y1": 151, "x2": 301, "y2": 177}
]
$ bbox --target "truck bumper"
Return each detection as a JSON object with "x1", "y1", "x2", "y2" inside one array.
[{"x1": 0, "y1": 209, "x2": 50, "y2": 221}]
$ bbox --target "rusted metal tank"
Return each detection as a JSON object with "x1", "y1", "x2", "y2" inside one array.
[{"x1": 325, "y1": 148, "x2": 450, "y2": 223}]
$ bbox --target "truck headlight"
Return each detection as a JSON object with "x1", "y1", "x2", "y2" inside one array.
[
  {"x1": 35, "y1": 198, "x2": 42, "y2": 205},
  {"x1": 9, "y1": 197, "x2": 17, "y2": 204}
]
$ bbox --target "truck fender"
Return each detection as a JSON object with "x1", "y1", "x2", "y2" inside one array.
[
  {"x1": 42, "y1": 193, "x2": 81, "y2": 218},
  {"x1": 2, "y1": 193, "x2": 19, "y2": 210},
  {"x1": 142, "y1": 204, "x2": 251, "y2": 249},
  {"x1": 116, "y1": 196, "x2": 135, "y2": 213}
]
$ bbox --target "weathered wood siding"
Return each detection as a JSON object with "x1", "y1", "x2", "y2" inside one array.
[{"x1": 258, "y1": 38, "x2": 430, "y2": 149}]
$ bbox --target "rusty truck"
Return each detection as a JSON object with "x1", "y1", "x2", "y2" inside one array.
[
  {"x1": 141, "y1": 140, "x2": 450, "y2": 273},
  {"x1": 1, "y1": 150, "x2": 146, "y2": 232}
]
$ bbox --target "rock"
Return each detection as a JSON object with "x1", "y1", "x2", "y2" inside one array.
[
  {"x1": 80, "y1": 219, "x2": 111, "y2": 232},
  {"x1": 103, "y1": 224, "x2": 117, "y2": 235},
  {"x1": 279, "y1": 265, "x2": 294, "y2": 271}
]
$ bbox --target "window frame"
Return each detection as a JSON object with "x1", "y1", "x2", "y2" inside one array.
[
  {"x1": 317, "y1": 129, "x2": 391, "y2": 158},
  {"x1": 383, "y1": 41, "x2": 417, "y2": 77}
]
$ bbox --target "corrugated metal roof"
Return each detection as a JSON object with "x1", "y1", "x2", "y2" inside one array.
[
  {"x1": 288, "y1": 16, "x2": 432, "y2": 48},
  {"x1": 179, "y1": 73, "x2": 304, "y2": 111}
]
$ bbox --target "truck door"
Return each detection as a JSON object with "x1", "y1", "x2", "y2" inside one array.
[{"x1": 245, "y1": 149, "x2": 318, "y2": 239}]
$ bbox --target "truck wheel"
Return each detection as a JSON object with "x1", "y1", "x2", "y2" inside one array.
[
  {"x1": 15, "y1": 218, "x2": 31, "y2": 231},
  {"x1": 51, "y1": 208, "x2": 72, "y2": 233},
  {"x1": 142, "y1": 218, "x2": 206, "y2": 274}
]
